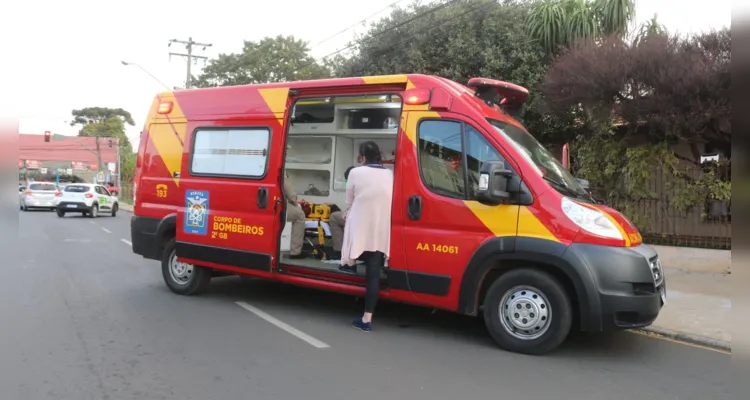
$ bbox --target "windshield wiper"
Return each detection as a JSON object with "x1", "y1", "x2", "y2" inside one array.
[{"x1": 543, "y1": 176, "x2": 590, "y2": 201}]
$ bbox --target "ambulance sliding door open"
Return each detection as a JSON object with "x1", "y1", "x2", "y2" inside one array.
[{"x1": 279, "y1": 93, "x2": 400, "y2": 275}]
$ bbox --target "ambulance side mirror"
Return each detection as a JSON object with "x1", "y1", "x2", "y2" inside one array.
[{"x1": 476, "y1": 161, "x2": 513, "y2": 205}]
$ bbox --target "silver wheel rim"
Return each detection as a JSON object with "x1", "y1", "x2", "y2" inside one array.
[
  {"x1": 169, "y1": 250, "x2": 194, "y2": 285},
  {"x1": 92, "y1": 206, "x2": 97, "y2": 217},
  {"x1": 499, "y1": 285, "x2": 551, "y2": 340}
]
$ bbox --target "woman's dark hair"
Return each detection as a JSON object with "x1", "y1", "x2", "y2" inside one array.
[
  {"x1": 358, "y1": 141, "x2": 382, "y2": 164},
  {"x1": 344, "y1": 166, "x2": 355, "y2": 179}
]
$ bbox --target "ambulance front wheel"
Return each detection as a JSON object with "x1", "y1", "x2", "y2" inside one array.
[
  {"x1": 161, "y1": 239, "x2": 212, "y2": 295},
  {"x1": 483, "y1": 268, "x2": 573, "y2": 355}
]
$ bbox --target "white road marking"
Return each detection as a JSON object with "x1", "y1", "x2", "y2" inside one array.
[
  {"x1": 88, "y1": 221, "x2": 96, "y2": 225},
  {"x1": 235, "y1": 301, "x2": 330, "y2": 349},
  {"x1": 101, "y1": 227, "x2": 112, "y2": 234},
  {"x1": 121, "y1": 239, "x2": 132, "y2": 246}
]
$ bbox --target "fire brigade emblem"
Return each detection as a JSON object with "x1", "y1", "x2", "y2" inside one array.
[{"x1": 184, "y1": 190, "x2": 209, "y2": 235}]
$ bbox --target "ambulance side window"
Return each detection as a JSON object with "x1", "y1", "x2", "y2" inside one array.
[
  {"x1": 417, "y1": 120, "x2": 466, "y2": 199},
  {"x1": 417, "y1": 120, "x2": 507, "y2": 200},
  {"x1": 190, "y1": 127, "x2": 271, "y2": 178}
]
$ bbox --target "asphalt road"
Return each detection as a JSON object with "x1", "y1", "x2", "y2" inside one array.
[{"x1": 2, "y1": 209, "x2": 732, "y2": 400}]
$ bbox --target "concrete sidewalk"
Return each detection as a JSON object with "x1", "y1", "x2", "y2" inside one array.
[
  {"x1": 642, "y1": 267, "x2": 731, "y2": 350},
  {"x1": 117, "y1": 203, "x2": 730, "y2": 349}
]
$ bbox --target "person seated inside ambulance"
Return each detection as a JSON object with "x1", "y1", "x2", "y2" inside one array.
[
  {"x1": 328, "y1": 166, "x2": 356, "y2": 261},
  {"x1": 282, "y1": 172, "x2": 307, "y2": 259}
]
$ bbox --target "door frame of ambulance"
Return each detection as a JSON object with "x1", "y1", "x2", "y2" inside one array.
[
  {"x1": 398, "y1": 110, "x2": 521, "y2": 307},
  {"x1": 176, "y1": 121, "x2": 284, "y2": 276},
  {"x1": 275, "y1": 88, "x2": 406, "y2": 287}
]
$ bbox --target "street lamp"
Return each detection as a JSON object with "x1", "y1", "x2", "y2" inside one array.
[{"x1": 121, "y1": 61, "x2": 171, "y2": 90}]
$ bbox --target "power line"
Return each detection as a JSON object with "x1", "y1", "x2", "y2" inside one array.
[
  {"x1": 318, "y1": 0, "x2": 463, "y2": 61},
  {"x1": 349, "y1": 0, "x2": 498, "y2": 67},
  {"x1": 310, "y1": 0, "x2": 410, "y2": 49},
  {"x1": 203, "y1": 0, "x2": 464, "y2": 83},
  {"x1": 168, "y1": 37, "x2": 213, "y2": 89},
  {"x1": 290, "y1": 0, "x2": 495, "y2": 75}
]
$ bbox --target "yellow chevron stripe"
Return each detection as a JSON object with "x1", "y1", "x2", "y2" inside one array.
[
  {"x1": 149, "y1": 93, "x2": 186, "y2": 187},
  {"x1": 362, "y1": 74, "x2": 408, "y2": 85},
  {"x1": 463, "y1": 201, "x2": 519, "y2": 237},
  {"x1": 403, "y1": 111, "x2": 440, "y2": 146},
  {"x1": 517, "y1": 206, "x2": 561, "y2": 242}
]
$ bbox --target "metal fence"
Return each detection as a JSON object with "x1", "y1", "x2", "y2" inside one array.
[{"x1": 591, "y1": 166, "x2": 731, "y2": 250}]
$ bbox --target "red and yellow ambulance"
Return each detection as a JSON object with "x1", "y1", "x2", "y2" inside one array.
[{"x1": 130, "y1": 74, "x2": 666, "y2": 355}]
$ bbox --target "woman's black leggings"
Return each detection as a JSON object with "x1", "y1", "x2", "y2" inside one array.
[{"x1": 361, "y1": 251, "x2": 385, "y2": 313}]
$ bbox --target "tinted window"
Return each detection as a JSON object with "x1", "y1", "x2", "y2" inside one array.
[
  {"x1": 343, "y1": 108, "x2": 400, "y2": 129},
  {"x1": 65, "y1": 185, "x2": 90, "y2": 193},
  {"x1": 465, "y1": 126, "x2": 505, "y2": 199},
  {"x1": 29, "y1": 183, "x2": 57, "y2": 191},
  {"x1": 417, "y1": 120, "x2": 465, "y2": 198},
  {"x1": 292, "y1": 102, "x2": 334, "y2": 123},
  {"x1": 191, "y1": 128, "x2": 270, "y2": 178}
]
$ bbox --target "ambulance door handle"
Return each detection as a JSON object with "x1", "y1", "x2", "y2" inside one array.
[
  {"x1": 408, "y1": 195, "x2": 422, "y2": 220},
  {"x1": 257, "y1": 187, "x2": 268, "y2": 209}
]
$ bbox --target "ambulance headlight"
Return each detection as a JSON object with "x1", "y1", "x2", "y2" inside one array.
[{"x1": 561, "y1": 197, "x2": 623, "y2": 240}]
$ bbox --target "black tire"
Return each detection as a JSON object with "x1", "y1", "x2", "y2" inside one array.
[
  {"x1": 161, "y1": 239, "x2": 211, "y2": 295},
  {"x1": 57, "y1": 209, "x2": 65, "y2": 218},
  {"x1": 88, "y1": 204, "x2": 98, "y2": 218},
  {"x1": 111, "y1": 203, "x2": 118, "y2": 217},
  {"x1": 483, "y1": 268, "x2": 573, "y2": 355}
]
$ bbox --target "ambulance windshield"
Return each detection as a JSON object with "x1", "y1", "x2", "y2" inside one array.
[{"x1": 488, "y1": 119, "x2": 589, "y2": 198}]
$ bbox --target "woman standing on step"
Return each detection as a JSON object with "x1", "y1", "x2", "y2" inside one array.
[{"x1": 339, "y1": 141, "x2": 393, "y2": 332}]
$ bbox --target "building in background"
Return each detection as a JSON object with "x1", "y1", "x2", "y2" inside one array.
[{"x1": 19, "y1": 133, "x2": 119, "y2": 185}]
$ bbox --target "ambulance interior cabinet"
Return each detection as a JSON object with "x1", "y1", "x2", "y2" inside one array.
[
  {"x1": 286, "y1": 135, "x2": 335, "y2": 204},
  {"x1": 286, "y1": 136, "x2": 333, "y2": 164}
]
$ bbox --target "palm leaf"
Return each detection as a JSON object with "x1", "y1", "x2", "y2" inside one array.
[
  {"x1": 526, "y1": 0, "x2": 567, "y2": 53},
  {"x1": 565, "y1": 0, "x2": 600, "y2": 46},
  {"x1": 596, "y1": 0, "x2": 636, "y2": 37}
]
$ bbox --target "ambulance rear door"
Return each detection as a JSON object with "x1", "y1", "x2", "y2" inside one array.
[{"x1": 175, "y1": 115, "x2": 287, "y2": 275}]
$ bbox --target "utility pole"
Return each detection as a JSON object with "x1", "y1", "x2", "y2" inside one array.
[{"x1": 168, "y1": 37, "x2": 212, "y2": 89}]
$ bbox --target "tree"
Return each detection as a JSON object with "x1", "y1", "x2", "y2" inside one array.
[
  {"x1": 193, "y1": 35, "x2": 330, "y2": 88},
  {"x1": 541, "y1": 29, "x2": 731, "y2": 223},
  {"x1": 328, "y1": 0, "x2": 578, "y2": 145},
  {"x1": 70, "y1": 107, "x2": 136, "y2": 175},
  {"x1": 525, "y1": 0, "x2": 636, "y2": 54}
]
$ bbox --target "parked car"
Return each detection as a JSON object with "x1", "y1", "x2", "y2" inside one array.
[{"x1": 19, "y1": 182, "x2": 59, "y2": 211}]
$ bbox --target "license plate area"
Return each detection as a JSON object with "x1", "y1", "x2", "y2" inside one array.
[{"x1": 68, "y1": 204, "x2": 78, "y2": 208}]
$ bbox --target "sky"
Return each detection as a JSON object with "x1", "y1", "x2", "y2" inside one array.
[{"x1": 2, "y1": 0, "x2": 733, "y2": 151}]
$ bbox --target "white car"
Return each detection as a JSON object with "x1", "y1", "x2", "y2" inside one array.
[
  {"x1": 20, "y1": 182, "x2": 59, "y2": 211},
  {"x1": 55, "y1": 183, "x2": 119, "y2": 218}
]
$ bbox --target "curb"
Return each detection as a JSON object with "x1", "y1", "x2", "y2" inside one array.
[
  {"x1": 119, "y1": 204, "x2": 134, "y2": 213},
  {"x1": 636, "y1": 326, "x2": 731, "y2": 352}
]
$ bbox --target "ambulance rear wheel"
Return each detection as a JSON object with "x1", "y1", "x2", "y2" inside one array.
[
  {"x1": 161, "y1": 239, "x2": 211, "y2": 295},
  {"x1": 483, "y1": 268, "x2": 572, "y2": 355}
]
